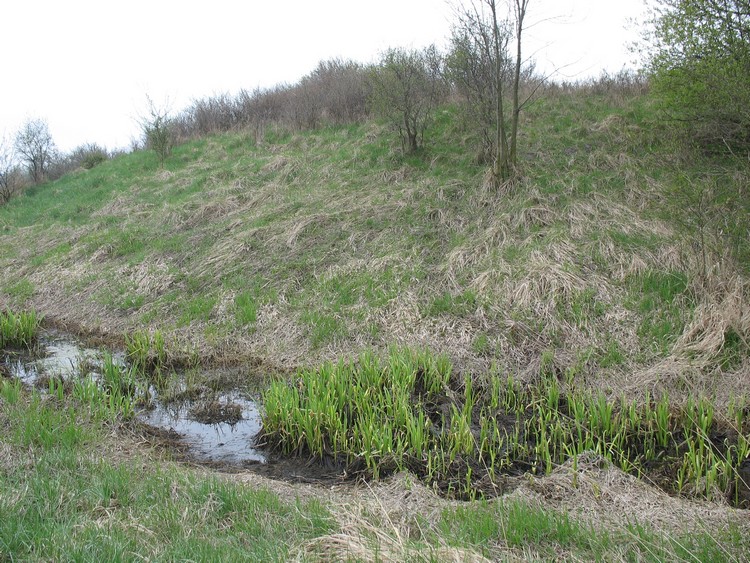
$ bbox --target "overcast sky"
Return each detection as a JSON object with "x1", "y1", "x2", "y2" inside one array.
[{"x1": 1, "y1": 0, "x2": 647, "y2": 153}]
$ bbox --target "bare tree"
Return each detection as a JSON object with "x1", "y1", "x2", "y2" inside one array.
[
  {"x1": 0, "y1": 135, "x2": 23, "y2": 204},
  {"x1": 15, "y1": 118, "x2": 56, "y2": 184},
  {"x1": 449, "y1": 0, "x2": 533, "y2": 186}
]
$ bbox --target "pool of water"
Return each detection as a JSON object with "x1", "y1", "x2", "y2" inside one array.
[
  {"x1": 2, "y1": 330, "x2": 267, "y2": 464},
  {"x1": 142, "y1": 391, "x2": 266, "y2": 464}
]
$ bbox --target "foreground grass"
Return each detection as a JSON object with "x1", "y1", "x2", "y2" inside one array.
[
  {"x1": 2, "y1": 377, "x2": 746, "y2": 562},
  {"x1": 0, "y1": 379, "x2": 334, "y2": 561},
  {"x1": 435, "y1": 500, "x2": 745, "y2": 561}
]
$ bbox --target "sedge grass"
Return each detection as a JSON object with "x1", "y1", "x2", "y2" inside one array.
[
  {"x1": 0, "y1": 309, "x2": 42, "y2": 348},
  {"x1": 262, "y1": 348, "x2": 750, "y2": 503}
]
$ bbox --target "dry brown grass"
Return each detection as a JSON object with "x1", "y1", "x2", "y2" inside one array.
[
  {"x1": 621, "y1": 275, "x2": 750, "y2": 406},
  {"x1": 296, "y1": 512, "x2": 495, "y2": 563},
  {"x1": 231, "y1": 459, "x2": 749, "y2": 561},
  {"x1": 509, "y1": 453, "x2": 750, "y2": 541}
]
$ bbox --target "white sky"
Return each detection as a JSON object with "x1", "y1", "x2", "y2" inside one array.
[{"x1": 1, "y1": 0, "x2": 647, "y2": 153}]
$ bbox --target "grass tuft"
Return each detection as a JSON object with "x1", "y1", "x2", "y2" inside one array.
[
  {"x1": 0, "y1": 309, "x2": 43, "y2": 348},
  {"x1": 262, "y1": 348, "x2": 750, "y2": 503}
]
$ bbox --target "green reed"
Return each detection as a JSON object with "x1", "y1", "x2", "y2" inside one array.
[
  {"x1": 261, "y1": 348, "x2": 750, "y2": 502},
  {"x1": 0, "y1": 310, "x2": 42, "y2": 348}
]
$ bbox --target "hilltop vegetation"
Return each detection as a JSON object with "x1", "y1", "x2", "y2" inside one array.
[{"x1": 1, "y1": 75, "x2": 748, "y2": 397}]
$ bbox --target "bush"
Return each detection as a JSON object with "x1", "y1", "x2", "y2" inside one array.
[
  {"x1": 641, "y1": 0, "x2": 750, "y2": 153},
  {"x1": 369, "y1": 46, "x2": 446, "y2": 154},
  {"x1": 78, "y1": 145, "x2": 109, "y2": 169},
  {"x1": 140, "y1": 97, "x2": 174, "y2": 168},
  {"x1": 169, "y1": 59, "x2": 372, "y2": 143}
]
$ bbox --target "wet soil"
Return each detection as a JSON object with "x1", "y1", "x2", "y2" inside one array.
[
  {"x1": 4, "y1": 329, "x2": 749, "y2": 507},
  {"x1": 138, "y1": 422, "x2": 350, "y2": 485},
  {"x1": 2, "y1": 329, "x2": 270, "y2": 467}
]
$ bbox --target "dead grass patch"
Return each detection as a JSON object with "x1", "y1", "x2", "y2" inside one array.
[
  {"x1": 189, "y1": 400, "x2": 243, "y2": 425},
  {"x1": 508, "y1": 248, "x2": 588, "y2": 314},
  {"x1": 509, "y1": 453, "x2": 749, "y2": 539},
  {"x1": 296, "y1": 510, "x2": 494, "y2": 563},
  {"x1": 175, "y1": 196, "x2": 240, "y2": 231},
  {"x1": 122, "y1": 259, "x2": 175, "y2": 297},
  {"x1": 261, "y1": 155, "x2": 300, "y2": 184},
  {"x1": 619, "y1": 277, "x2": 750, "y2": 404}
]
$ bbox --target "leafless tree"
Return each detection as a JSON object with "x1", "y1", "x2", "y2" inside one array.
[
  {"x1": 0, "y1": 135, "x2": 23, "y2": 204},
  {"x1": 15, "y1": 118, "x2": 56, "y2": 184},
  {"x1": 449, "y1": 0, "x2": 534, "y2": 186},
  {"x1": 303, "y1": 59, "x2": 371, "y2": 125}
]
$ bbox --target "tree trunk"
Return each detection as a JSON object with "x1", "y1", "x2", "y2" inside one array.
[
  {"x1": 510, "y1": 0, "x2": 528, "y2": 165},
  {"x1": 490, "y1": 0, "x2": 510, "y2": 185}
]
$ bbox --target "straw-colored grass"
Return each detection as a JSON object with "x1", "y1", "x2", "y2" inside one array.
[{"x1": 1, "y1": 96, "x2": 746, "y2": 402}]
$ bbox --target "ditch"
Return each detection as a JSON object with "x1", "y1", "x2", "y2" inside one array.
[{"x1": 2, "y1": 326, "x2": 749, "y2": 508}]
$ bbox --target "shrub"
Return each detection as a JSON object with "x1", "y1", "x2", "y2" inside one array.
[
  {"x1": 140, "y1": 97, "x2": 174, "y2": 168},
  {"x1": 641, "y1": 0, "x2": 750, "y2": 153},
  {"x1": 369, "y1": 46, "x2": 446, "y2": 154}
]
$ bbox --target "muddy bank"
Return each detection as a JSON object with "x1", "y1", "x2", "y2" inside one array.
[
  {"x1": 2, "y1": 329, "x2": 270, "y2": 467},
  {"x1": 4, "y1": 327, "x2": 750, "y2": 510}
]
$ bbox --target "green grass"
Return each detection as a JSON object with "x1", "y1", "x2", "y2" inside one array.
[
  {"x1": 2, "y1": 85, "x2": 744, "y2": 383},
  {"x1": 437, "y1": 500, "x2": 744, "y2": 561},
  {"x1": 598, "y1": 339, "x2": 626, "y2": 367},
  {"x1": 234, "y1": 291, "x2": 258, "y2": 326},
  {"x1": 629, "y1": 270, "x2": 692, "y2": 356},
  {"x1": 0, "y1": 309, "x2": 42, "y2": 348},
  {"x1": 1, "y1": 79, "x2": 749, "y2": 558},
  {"x1": 4, "y1": 375, "x2": 743, "y2": 561},
  {"x1": 178, "y1": 295, "x2": 216, "y2": 326},
  {"x1": 301, "y1": 311, "x2": 347, "y2": 347},
  {"x1": 3, "y1": 279, "x2": 35, "y2": 303},
  {"x1": 262, "y1": 348, "x2": 750, "y2": 503},
  {"x1": 425, "y1": 289, "x2": 478, "y2": 317},
  {"x1": 0, "y1": 383, "x2": 335, "y2": 561},
  {"x1": 29, "y1": 242, "x2": 72, "y2": 268}
]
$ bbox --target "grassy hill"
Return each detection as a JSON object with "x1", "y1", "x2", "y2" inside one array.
[
  {"x1": 1, "y1": 80, "x2": 748, "y2": 401},
  {"x1": 2, "y1": 79, "x2": 750, "y2": 560}
]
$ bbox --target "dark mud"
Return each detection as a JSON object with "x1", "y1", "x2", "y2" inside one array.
[{"x1": 139, "y1": 422, "x2": 350, "y2": 485}]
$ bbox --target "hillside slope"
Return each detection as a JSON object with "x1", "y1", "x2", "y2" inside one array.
[{"x1": 1, "y1": 84, "x2": 748, "y2": 403}]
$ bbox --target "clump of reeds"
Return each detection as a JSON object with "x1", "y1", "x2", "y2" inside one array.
[
  {"x1": 0, "y1": 310, "x2": 42, "y2": 349},
  {"x1": 261, "y1": 348, "x2": 451, "y2": 479},
  {"x1": 100, "y1": 353, "x2": 140, "y2": 400},
  {"x1": 69, "y1": 353, "x2": 148, "y2": 421},
  {"x1": 261, "y1": 348, "x2": 750, "y2": 503},
  {"x1": 125, "y1": 328, "x2": 170, "y2": 385}
]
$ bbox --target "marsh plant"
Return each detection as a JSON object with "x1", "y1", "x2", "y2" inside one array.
[
  {"x1": 0, "y1": 310, "x2": 42, "y2": 348},
  {"x1": 125, "y1": 328, "x2": 170, "y2": 384},
  {"x1": 261, "y1": 349, "x2": 750, "y2": 503}
]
